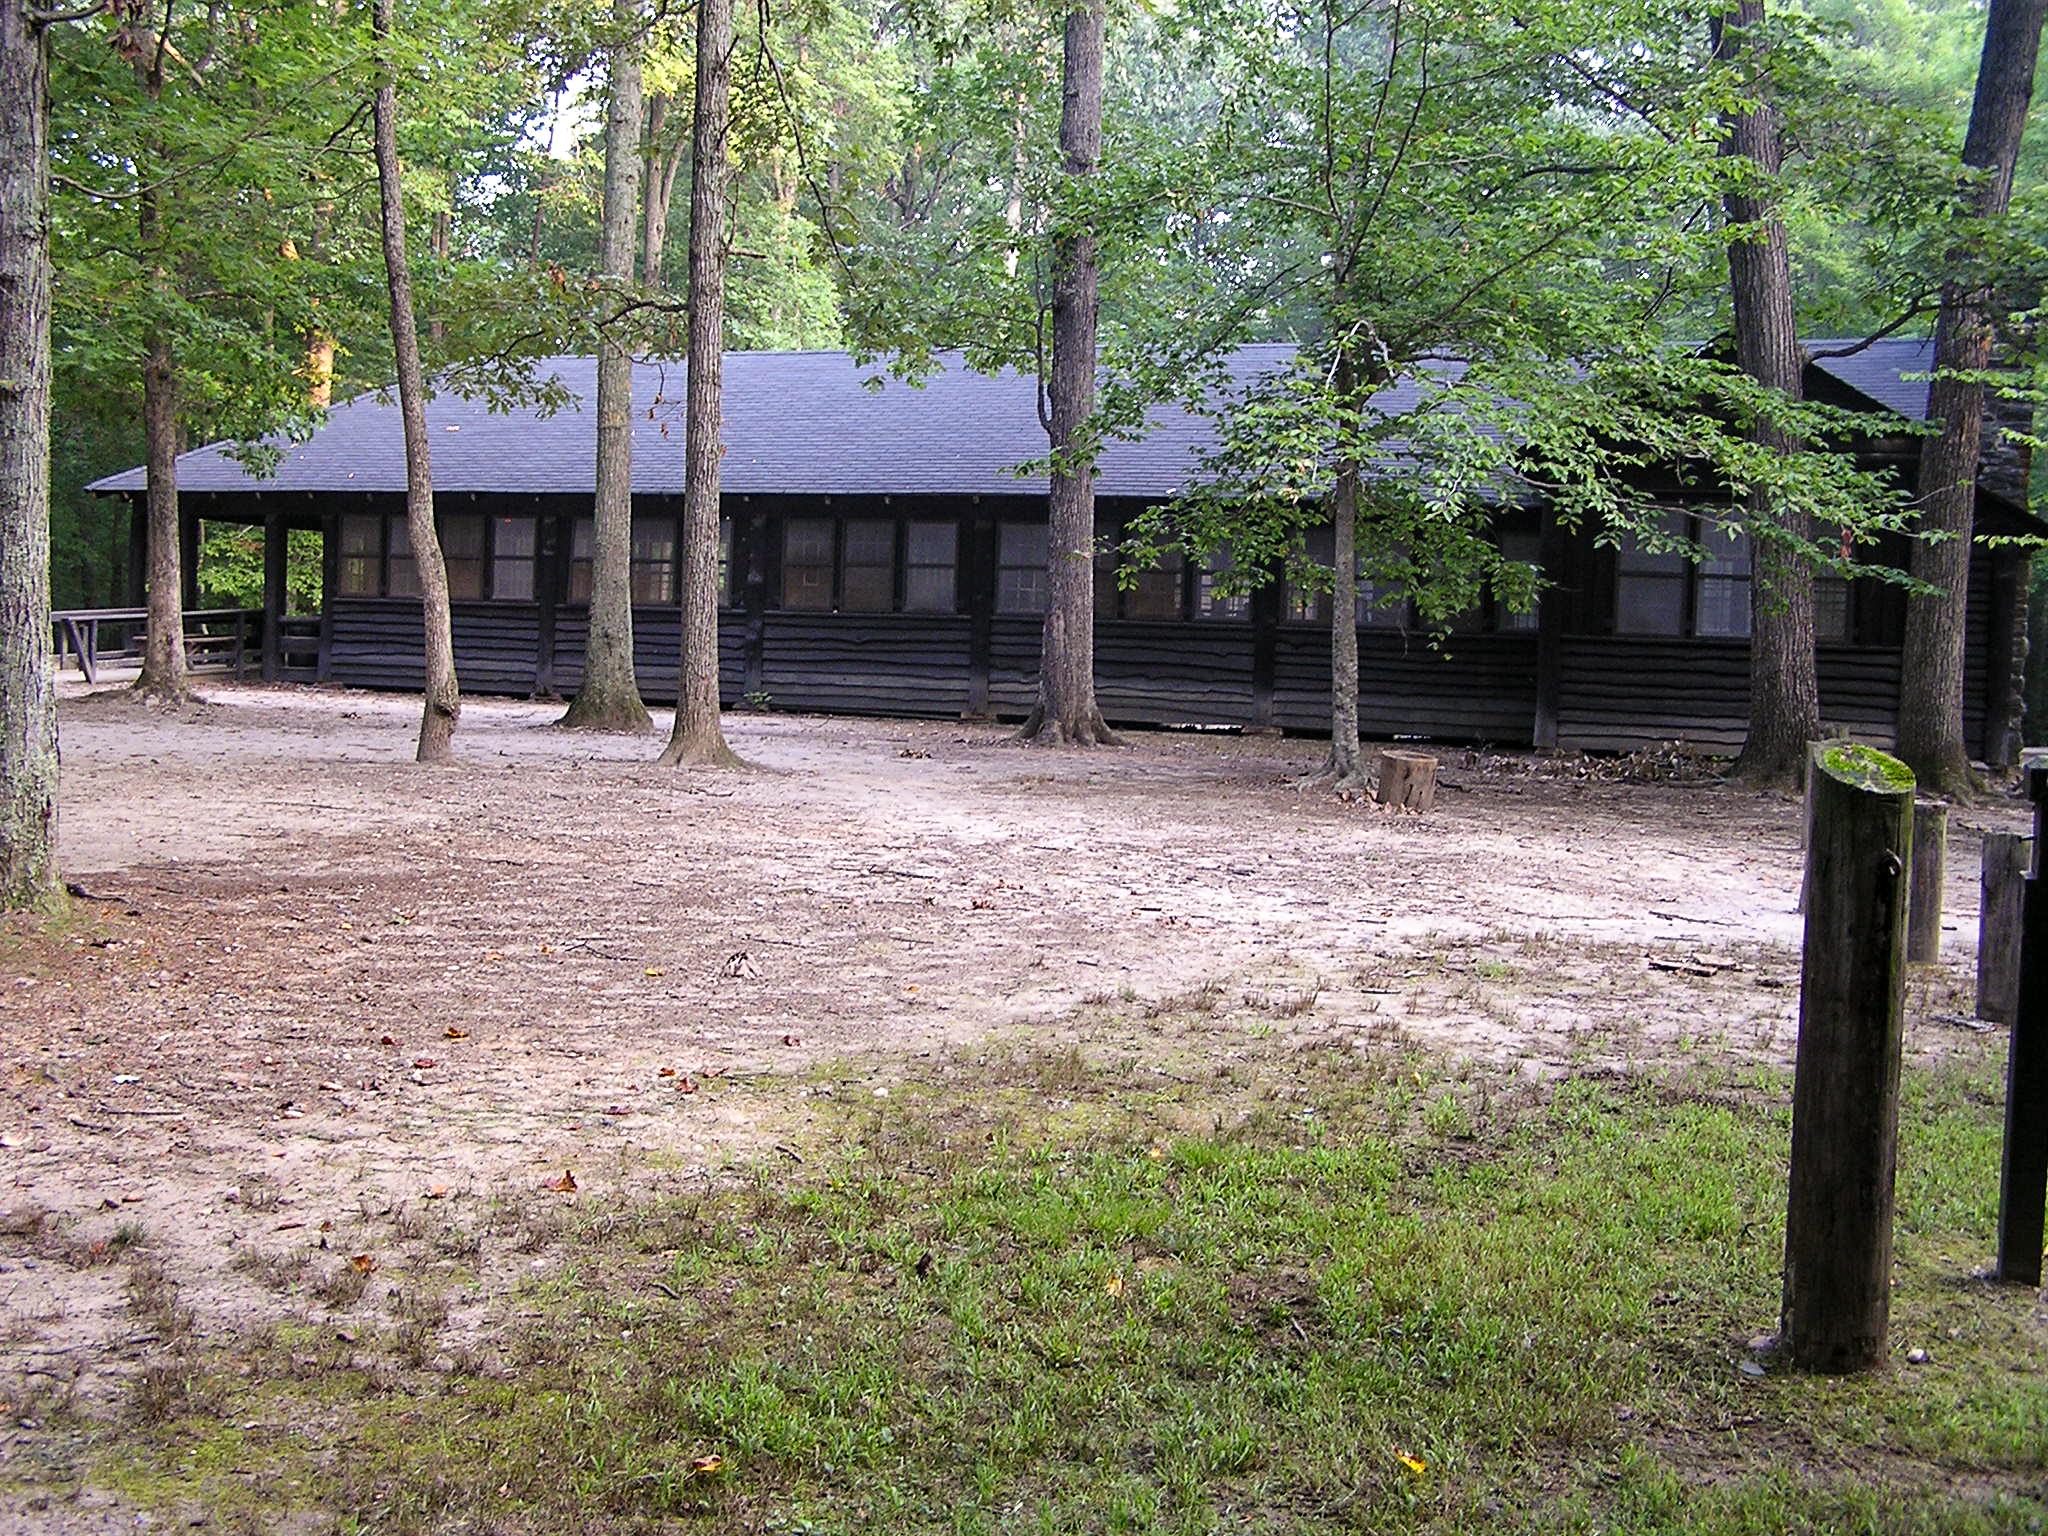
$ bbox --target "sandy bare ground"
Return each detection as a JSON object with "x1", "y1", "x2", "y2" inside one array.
[{"x1": 0, "y1": 681, "x2": 2027, "y2": 1441}]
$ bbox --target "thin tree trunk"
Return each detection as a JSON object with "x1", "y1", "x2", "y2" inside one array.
[
  {"x1": 641, "y1": 92, "x2": 682, "y2": 291},
  {"x1": 132, "y1": 29, "x2": 188, "y2": 705},
  {"x1": 0, "y1": 0, "x2": 63, "y2": 912},
  {"x1": 562, "y1": 0, "x2": 652, "y2": 733},
  {"x1": 1715, "y1": 0, "x2": 1817, "y2": 790},
  {"x1": 134, "y1": 334, "x2": 189, "y2": 702},
  {"x1": 1310, "y1": 347, "x2": 1366, "y2": 792},
  {"x1": 374, "y1": 0, "x2": 458, "y2": 763},
  {"x1": 1897, "y1": 0, "x2": 2048, "y2": 797},
  {"x1": 658, "y1": 0, "x2": 740, "y2": 767},
  {"x1": 1015, "y1": 0, "x2": 1116, "y2": 746}
]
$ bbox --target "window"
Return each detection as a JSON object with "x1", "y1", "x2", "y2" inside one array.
[
  {"x1": 1816, "y1": 576, "x2": 1851, "y2": 642},
  {"x1": 492, "y1": 517, "x2": 536, "y2": 601},
  {"x1": 1495, "y1": 531, "x2": 1541, "y2": 633},
  {"x1": 841, "y1": 519, "x2": 895, "y2": 612},
  {"x1": 1694, "y1": 520, "x2": 1750, "y2": 638},
  {"x1": 997, "y1": 523, "x2": 1049, "y2": 614},
  {"x1": 1356, "y1": 559, "x2": 1408, "y2": 628},
  {"x1": 387, "y1": 517, "x2": 420, "y2": 598},
  {"x1": 905, "y1": 521, "x2": 957, "y2": 612},
  {"x1": 339, "y1": 514, "x2": 381, "y2": 596},
  {"x1": 441, "y1": 514, "x2": 486, "y2": 600},
  {"x1": 1613, "y1": 510, "x2": 1688, "y2": 635},
  {"x1": 782, "y1": 518, "x2": 835, "y2": 609},
  {"x1": 1126, "y1": 547, "x2": 1185, "y2": 620},
  {"x1": 720, "y1": 517, "x2": 735, "y2": 605},
  {"x1": 632, "y1": 520, "x2": 676, "y2": 603},
  {"x1": 1614, "y1": 511, "x2": 1762, "y2": 639},
  {"x1": 1196, "y1": 550, "x2": 1251, "y2": 622}
]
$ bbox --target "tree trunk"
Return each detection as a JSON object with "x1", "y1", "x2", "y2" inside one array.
[
  {"x1": 658, "y1": 0, "x2": 740, "y2": 768},
  {"x1": 561, "y1": 0, "x2": 651, "y2": 733},
  {"x1": 374, "y1": 0, "x2": 458, "y2": 764},
  {"x1": 1014, "y1": 0, "x2": 1116, "y2": 747},
  {"x1": 0, "y1": 0, "x2": 63, "y2": 912},
  {"x1": 1309, "y1": 348, "x2": 1367, "y2": 793},
  {"x1": 134, "y1": 334, "x2": 190, "y2": 703},
  {"x1": 1897, "y1": 0, "x2": 2048, "y2": 798},
  {"x1": 641, "y1": 93, "x2": 668, "y2": 289},
  {"x1": 1714, "y1": 0, "x2": 1816, "y2": 791}
]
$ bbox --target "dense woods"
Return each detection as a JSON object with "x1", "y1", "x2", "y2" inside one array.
[{"x1": 3, "y1": 0, "x2": 2047, "y2": 892}]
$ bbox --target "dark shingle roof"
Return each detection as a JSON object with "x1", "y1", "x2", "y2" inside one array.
[
  {"x1": 1807, "y1": 336, "x2": 1937, "y2": 418},
  {"x1": 90, "y1": 337, "x2": 1942, "y2": 501}
]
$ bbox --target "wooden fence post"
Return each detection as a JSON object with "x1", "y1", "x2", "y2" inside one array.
[
  {"x1": 1907, "y1": 798, "x2": 1948, "y2": 964},
  {"x1": 1997, "y1": 766, "x2": 2048, "y2": 1285},
  {"x1": 1782, "y1": 743, "x2": 1912, "y2": 1373},
  {"x1": 1979, "y1": 833, "x2": 2029, "y2": 1026}
]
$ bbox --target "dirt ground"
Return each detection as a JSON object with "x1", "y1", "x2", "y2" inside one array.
[{"x1": 0, "y1": 681, "x2": 2030, "y2": 1460}]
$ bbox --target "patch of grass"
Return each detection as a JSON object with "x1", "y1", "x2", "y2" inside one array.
[{"x1": 88, "y1": 1041, "x2": 2046, "y2": 1535}]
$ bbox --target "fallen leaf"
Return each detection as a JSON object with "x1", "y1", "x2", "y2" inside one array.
[
  {"x1": 348, "y1": 1253, "x2": 377, "y2": 1275},
  {"x1": 677, "y1": 1076, "x2": 698, "y2": 1094},
  {"x1": 643, "y1": 966, "x2": 666, "y2": 979},
  {"x1": 686, "y1": 1454, "x2": 724, "y2": 1478},
  {"x1": 412, "y1": 1058, "x2": 437, "y2": 1070},
  {"x1": 1397, "y1": 1452, "x2": 1427, "y2": 1478},
  {"x1": 379, "y1": 1034, "x2": 397, "y2": 1046},
  {"x1": 545, "y1": 1170, "x2": 578, "y2": 1193},
  {"x1": 657, "y1": 1067, "x2": 677, "y2": 1078},
  {"x1": 1104, "y1": 1273, "x2": 1125, "y2": 1298},
  {"x1": 424, "y1": 1186, "x2": 449, "y2": 1200},
  {"x1": 444, "y1": 1027, "x2": 470, "y2": 1040},
  {"x1": 781, "y1": 1033, "x2": 800, "y2": 1047}
]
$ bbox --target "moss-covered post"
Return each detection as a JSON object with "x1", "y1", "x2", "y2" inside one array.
[
  {"x1": 1996, "y1": 764, "x2": 2048, "y2": 1284},
  {"x1": 1782, "y1": 742, "x2": 1913, "y2": 1373}
]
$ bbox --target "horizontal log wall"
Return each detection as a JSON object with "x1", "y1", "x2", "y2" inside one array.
[
  {"x1": 551, "y1": 606, "x2": 744, "y2": 704},
  {"x1": 758, "y1": 612, "x2": 973, "y2": 717},
  {"x1": 1274, "y1": 629, "x2": 1539, "y2": 745}
]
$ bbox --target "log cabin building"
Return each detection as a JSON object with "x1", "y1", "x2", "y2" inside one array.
[{"x1": 90, "y1": 339, "x2": 2036, "y2": 760}]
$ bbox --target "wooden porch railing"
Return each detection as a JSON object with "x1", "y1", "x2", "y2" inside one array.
[{"x1": 50, "y1": 606, "x2": 292, "y2": 685}]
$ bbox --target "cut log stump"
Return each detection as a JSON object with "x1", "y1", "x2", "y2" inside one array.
[
  {"x1": 1979, "y1": 833, "x2": 2029, "y2": 1025},
  {"x1": 1375, "y1": 749, "x2": 1438, "y2": 813},
  {"x1": 1907, "y1": 798, "x2": 1948, "y2": 964}
]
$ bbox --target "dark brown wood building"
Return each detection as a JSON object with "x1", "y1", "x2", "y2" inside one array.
[{"x1": 90, "y1": 340, "x2": 2037, "y2": 759}]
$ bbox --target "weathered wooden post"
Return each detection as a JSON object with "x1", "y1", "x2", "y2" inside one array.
[
  {"x1": 1782, "y1": 743, "x2": 1912, "y2": 1373},
  {"x1": 1374, "y1": 749, "x2": 1438, "y2": 813},
  {"x1": 1996, "y1": 766, "x2": 2048, "y2": 1285},
  {"x1": 1907, "y1": 798, "x2": 1948, "y2": 964},
  {"x1": 1978, "y1": 833, "x2": 2029, "y2": 1026}
]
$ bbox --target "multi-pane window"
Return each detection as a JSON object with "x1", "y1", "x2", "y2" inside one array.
[
  {"x1": 904, "y1": 521, "x2": 957, "y2": 612},
  {"x1": 1196, "y1": 551, "x2": 1251, "y2": 621},
  {"x1": 1125, "y1": 547, "x2": 1185, "y2": 620},
  {"x1": 1816, "y1": 575, "x2": 1851, "y2": 642},
  {"x1": 841, "y1": 519, "x2": 896, "y2": 612},
  {"x1": 1613, "y1": 510, "x2": 1689, "y2": 635},
  {"x1": 570, "y1": 516, "x2": 677, "y2": 603},
  {"x1": 1614, "y1": 511, "x2": 1763, "y2": 639},
  {"x1": 1495, "y1": 531, "x2": 1541, "y2": 633},
  {"x1": 492, "y1": 517, "x2": 536, "y2": 601},
  {"x1": 442, "y1": 514, "x2": 486, "y2": 600},
  {"x1": 782, "y1": 518, "x2": 835, "y2": 610},
  {"x1": 339, "y1": 513, "x2": 381, "y2": 596},
  {"x1": 632, "y1": 521, "x2": 676, "y2": 603},
  {"x1": 1356, "y1": 560, "x2": 1408, "y2": 628},
  {"x1": 997, "y1": 523, "x2": 1049, "y2": 614},
  {"x1": 387, "y1": 517, "x2": 420, "y2": 597}
]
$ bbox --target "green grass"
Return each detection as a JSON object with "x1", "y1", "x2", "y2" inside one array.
[{"x1": 81, "y1": 1041, "x2": 2048, "y2": 1534}]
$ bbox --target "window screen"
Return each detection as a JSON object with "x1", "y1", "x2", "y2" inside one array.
[
  {"x1": 492, "y1": 517, "x2": 536, "y2": 601},
  {"x1": 1196, "y1": 550, "x2": 1250, "y2": 621},
  {"x1": 1693, "y1": 522, "x2": 1751, "y2": 638},
  {"x1": 841, "y1": 519, "x2": 895, "y2": 612},
  {"x1": 386, "y1": 516, "x2": 420, "y2": 598},
  {"x1": 1495, "y1": 531, "x2": 1541, "y2": 632},
  {"x1": 1614, "y1": 511, "x2": 1687, "y2": 635},
  {"x1": 783, "y1": 518, "x2": 834, "y2": 610},
  {"x1": 904, "y1": 521, "x2": 957, "y2": 612},
  {"x1": 997, "y1": 524, "x2": 1049, "y2": 614},
  {"x1": 339, "y1": 514, "x2": 381, "y2": 596},
  {"x1": 631, "y1": 519, "x2": 676, "y2": 604}
]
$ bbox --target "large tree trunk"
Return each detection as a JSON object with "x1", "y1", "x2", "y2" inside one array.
[
  {"x1": 374, "y1": 0, "x2": 458, "y2": 764},
  {"x1": 1015, "y1": 0, "x2": 1116, "y2": 747},
  {"x1": 1715, "y1": 0, "x2": 1817, "y2": 790},
  {"x1": 0, "y1": 0, "x2": 62, "y2": 912},
  {"x1": 1897, "y1": 0, "x2": 2048, "y2": 797},
  {"x1": 134, "y1": 334, "x2": 189, "y2": 703},
  {"x1": 561, "y1": 0, "x2": 652, "y2": 733},
  {"x1": 657, "y1": 0, "x2": 740, "y2": 767}
]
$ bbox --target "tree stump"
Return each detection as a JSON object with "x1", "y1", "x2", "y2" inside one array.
[
  {"x1": 1782, "y1": 743, "x2": 1912, "y2": 1374},
  {"x1": 1978, "y1": 833, "x2": 2029, "y2": 1025},
  {"x1": 1907, "y1": 798, "x2": 1948, "y2": 964},
  {"x1": 1375, "y1": 749, "x2": 1438, "y2": 813}
]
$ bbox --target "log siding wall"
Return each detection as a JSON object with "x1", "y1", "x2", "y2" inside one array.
[{"x1": 276, "y1": 493, "x2": 2013, "y2": 757}]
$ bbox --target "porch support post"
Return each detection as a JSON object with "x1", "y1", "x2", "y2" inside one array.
[
  {"x1": 126, "y1": 495, "x2": 147, "y2": 606},
  {"x1": 1984, "y1": 544, "x2": 2027, "y2": 769},
  {"x1": 178, "y1": 505, "x2": 200, "y2": 611},
  {"x1": 261, "y1": 511, "x2": 286, "y2": 682},
  {"x1": 1533, "y1": 504, "x2": 1567, "y2": 750}
]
